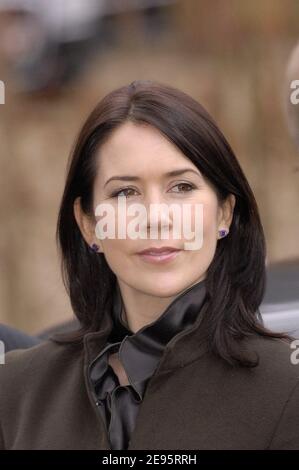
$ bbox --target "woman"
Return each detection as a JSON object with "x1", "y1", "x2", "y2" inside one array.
[{"x1": 0, "y1": 80, "x2": 298, "y2": 450}]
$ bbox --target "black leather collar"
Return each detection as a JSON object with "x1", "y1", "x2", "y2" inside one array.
[
  {"x1": 90, "y1": 279, "x2": 207, "y2": 400},
  {"x1": 88, "y1": 278, "x2": 208, "y2": 450}
]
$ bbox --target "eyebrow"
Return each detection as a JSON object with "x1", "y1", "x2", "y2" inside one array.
[{"x1": 104, "y1": 168, "x2": 202, "y2": 188}]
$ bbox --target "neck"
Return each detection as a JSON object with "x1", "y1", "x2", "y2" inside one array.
[{"x1": 117, "y1": 277, "x2": 206, "y2": 333}]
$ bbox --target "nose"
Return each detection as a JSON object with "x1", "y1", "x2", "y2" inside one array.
[{"x1": 140, "y1": 190, "x2": 174, "y2": 239}]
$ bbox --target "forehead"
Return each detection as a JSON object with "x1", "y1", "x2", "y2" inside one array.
[{"x1": 95, "y1": 121, "x2": 197, "y2": 178}]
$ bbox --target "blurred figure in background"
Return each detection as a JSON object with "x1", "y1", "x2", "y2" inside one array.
[
  {"x1": 0, "y1": 323, "x2": 40, "y2": 351},
  {"x1": 0, "y1": 0, "x2": 175, "y2": 93},
  {"x1": 0, "y1": 0, "x2": 108, "y2": 92},
  {"x1": 0, "y1": 318, "x2": 79, "y2": 352}
]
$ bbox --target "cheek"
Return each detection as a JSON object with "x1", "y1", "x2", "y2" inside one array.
[
  {"x1": 199, "y1": 203, "x2": 219, "y2": 266},
  {"x1": 182, "y1": 201, "x2": 218, "y2": 277},
  {"x1": 95, "y1": 199, "x2": 144, "y2": 242},
  {"x1": 184, "y1": 196, "x2": 218, "y2": 249},
  {"x1": 100, "y1": 237, "x2": 127, "y2": 258},
  {"x1": 99, "y1": 237, "x2": 137, "y2": 275},
  {"x1": 99, "y1": 240, "x2": 127, "y2": 279},
  {"x1": 202, "y1": 203, "x2": 218, "y2": 237}
]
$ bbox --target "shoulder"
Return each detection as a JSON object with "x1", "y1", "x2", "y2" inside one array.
[
  {"x1": 245, "y1": 334, "x2": 299, "y2": 376},
  {"x1": 202, "y1": 334, "x2": 299, "y2": 411},
  {"x1": 246, "y1": 335, "x2": 299, "y2": 449},
  {"x1": 2, "y1": 336, "x2": 81, "y2": 363},
  {"x1": 0, "y1": 339, "x2": 84, "y2": 395},
  {"x1": 0, "y1": 339, "x2": 86, "y2": 449}
]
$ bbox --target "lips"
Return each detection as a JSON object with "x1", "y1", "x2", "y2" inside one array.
[
  {"x1": 137, "y1": 247, "x2": 181, "y2": 255},
  {"x1": 137, "y1": 247, "x2": 182, "y2": 264}
]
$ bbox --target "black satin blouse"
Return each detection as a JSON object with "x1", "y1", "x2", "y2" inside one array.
[{"x1": 89, "y1": 279, "x2": 207, "y2": 450}]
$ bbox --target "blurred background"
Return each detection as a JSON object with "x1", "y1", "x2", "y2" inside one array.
[{"x1": 0, "y1": 0, "x2": 299, "y2": 335}]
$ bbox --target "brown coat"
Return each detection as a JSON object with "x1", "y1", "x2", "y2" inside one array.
[{"x1": 0, "y1": 312, "x2": 299, "y2": 450}]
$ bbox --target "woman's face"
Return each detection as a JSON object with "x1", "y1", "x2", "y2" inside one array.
[{"x1": 74, "y1": 121, "x2": 235, "y2": 298}]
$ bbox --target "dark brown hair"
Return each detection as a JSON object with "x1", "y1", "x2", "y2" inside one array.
[{"x1": 54, "y1": 79, "x2": 291, "y2": 367}]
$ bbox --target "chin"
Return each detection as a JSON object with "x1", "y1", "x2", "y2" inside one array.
[{"x1": 135, "y1": 277, "x2": 194, "y2": 299}]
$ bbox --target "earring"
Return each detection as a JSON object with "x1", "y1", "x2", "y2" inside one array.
[
  {"x1": 90, "y1": 243, "x2": 99, "y2": 252},
  {"x1": 219, "y1": 229, "x2": 229, "y2": 238}
]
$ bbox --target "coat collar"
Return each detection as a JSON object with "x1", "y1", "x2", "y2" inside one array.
[{"x1": 83, "y1": 279, "x2": 210, "y2": 376}]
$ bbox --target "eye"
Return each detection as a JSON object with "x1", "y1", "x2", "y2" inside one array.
[
  {"x1": 110, "y1": 182, "x2": 196, "y2": 198},
  {"x1": 111, "y1": 187, "x2": 139, "y2": 198},
  {"x1": 170, "y1": 182, "x2": 196, "y2": 193}
]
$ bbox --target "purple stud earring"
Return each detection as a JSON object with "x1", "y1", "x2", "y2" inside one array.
[
  {"x1": 90, "y1": 243, "x2": 99, "y2": 252},
  {"x1": 219, "y1": 229, "x2": 228, "y2": 238}
]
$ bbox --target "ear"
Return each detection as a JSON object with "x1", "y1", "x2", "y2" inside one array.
[
  {"x1": 217, "y1": 194, "x2": 236, "y2": 235},
  {"x1": 73, "y1": 197, "x2": 103, "y2": 252}
]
